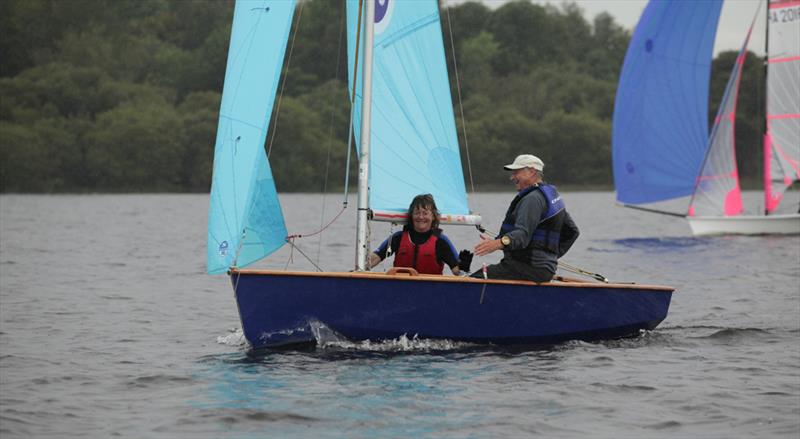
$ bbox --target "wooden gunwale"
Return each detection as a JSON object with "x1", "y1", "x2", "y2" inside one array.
[{"x1": 230, "y1": 268, "x2": 675, "y2": 292}]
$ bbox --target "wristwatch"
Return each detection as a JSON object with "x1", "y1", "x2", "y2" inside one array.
[{"x1": 500, "y1": 235, "x2": 511, "y2": 247}]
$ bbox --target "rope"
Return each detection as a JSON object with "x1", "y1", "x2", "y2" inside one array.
[
  {"x1": 284, "y1": 205, "x2": 347, "y2": 270},
  {"x1": 267, "y1": 1, "x2": 305, "y2": 157},
  {"x1": 475, "y1": 225, "x2": 497, "y2": 237},
  {"x1": 232, "y1": 228, "x2": 247, "y2": 268},
  {"x1": 558, "y1": 261, "x2": 609, "y2": 283},
  {"x1": 445, "y1": 2, "x2": 475, "y2": 194},
  {"x1": 283, "y1": 204, "x2": 347, "y2": 270},
  {"x1": 287, "y1": 205, "x2": 348, "y2": 242}
]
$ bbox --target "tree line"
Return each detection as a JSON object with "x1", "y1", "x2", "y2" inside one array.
[{"x1": 0, "y1": 0, "x2": 766, "y2": 193}]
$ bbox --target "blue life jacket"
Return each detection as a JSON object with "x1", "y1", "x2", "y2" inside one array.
[{"x1": 498, "y1": 184, "x2": 566, "y2": 257}]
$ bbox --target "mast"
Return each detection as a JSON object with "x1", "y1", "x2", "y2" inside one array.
[
  {"x1": 762, "y1": 0, "x2": 771, "y2": 215},
  {"x1": 355, "y1": 0, "x2": 375, "y2": 271}
]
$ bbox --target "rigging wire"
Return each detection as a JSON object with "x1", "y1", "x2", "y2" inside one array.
[
  {"x1": 315, "y1": 0, "x2": 349, "y2": 264},
  {"x1": 342, "y1": 0, "x2": 365, "y2": 202},
  {"x1": 285, "y1": 203, "x2": 348, "y2": 269},
  {"x1": 285, "y1": 237, "x2": 325, "y2": 272},
  {"x1": 288, "y1": 204, "x2": 349, "y2": 242},
  {"x1": 273, "y1": 1, "x2": 367, "y2": 271},
  {"x1": 267, "y1": 1, "x2": 306, "y2": 158},
  {"x1": 444, "y1": 1, "x2": 476, "y2": 195}
]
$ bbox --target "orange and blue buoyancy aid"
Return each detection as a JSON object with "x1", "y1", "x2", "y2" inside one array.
[
  {"x1": 498, "y1": 184, "x2": 566, "y2": 256},
  {"x1": 394, "y1": 230, "x2": 444, "y2": 274}
]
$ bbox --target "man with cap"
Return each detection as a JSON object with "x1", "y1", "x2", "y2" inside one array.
[{"x1": 472, "y1": 154, "x2": 579, "y2": 282}]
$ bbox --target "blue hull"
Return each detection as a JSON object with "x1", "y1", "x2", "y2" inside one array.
[{"x1": 231, "y1": 270, "x2": 674, "y2": 350}]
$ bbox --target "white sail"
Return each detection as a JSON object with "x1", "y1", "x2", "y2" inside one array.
[
  {"x1": 764, "y1": 0, "x2": 800, "y2": 213},
  {"x1": 689, "y1": 20, "x2": 755, "y2": 217}
]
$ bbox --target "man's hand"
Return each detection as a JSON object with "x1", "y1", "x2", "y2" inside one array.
[{"x1": 474, "y1": 237, "x2": 503, "y2": 256}]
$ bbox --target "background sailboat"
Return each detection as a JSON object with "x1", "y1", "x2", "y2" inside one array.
[
  {"x1": 612, "y1": 0, "x2": 800, "y2": 236},
  {"x1": 207, "y1": 0, "x2": 674, "y2": 350}
]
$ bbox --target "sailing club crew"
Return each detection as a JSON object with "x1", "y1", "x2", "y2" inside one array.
[
  {"x1": 473, "y1": 154, "x2": 580, "y2": 282},
  {"x1": 368, "y1": 194, "x2": 473, "y2": 275}
]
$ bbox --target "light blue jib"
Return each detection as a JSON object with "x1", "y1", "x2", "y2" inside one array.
[
  {"x1": 346, "y1": 0, "x2": 470, "y2": 216},
  {"x1": 207, "y1": 0, "x2": 296, "y2": 275},
  {"x1": 612, "y1": 0, "x2": 723, "y2": 205}
]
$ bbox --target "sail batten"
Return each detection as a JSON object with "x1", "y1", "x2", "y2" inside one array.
[{"x1": 207, "y1": 0, "x2": 296, "y2": 275}]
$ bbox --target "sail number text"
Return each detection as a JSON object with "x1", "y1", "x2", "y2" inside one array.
[{"x1": 769, "y1": 6, "x2": 800, "y2": 23}]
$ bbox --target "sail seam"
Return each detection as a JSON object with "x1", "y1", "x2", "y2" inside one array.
[{"x1": 379, "y1": 14, "x2": 437, "y2": 48}]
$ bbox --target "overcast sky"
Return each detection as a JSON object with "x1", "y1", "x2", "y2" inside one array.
[{"x1": 448, "y1": 0, "x2": 766, "y2": 55}]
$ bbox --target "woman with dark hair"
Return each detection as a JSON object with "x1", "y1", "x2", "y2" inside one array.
[{"x1": 368, "y1": 194, "x2": 471, "y2": 275}]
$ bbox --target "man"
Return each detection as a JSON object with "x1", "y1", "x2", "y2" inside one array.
[{"x1": 473, "y1": 154, "x2": 579, "y2": 282}]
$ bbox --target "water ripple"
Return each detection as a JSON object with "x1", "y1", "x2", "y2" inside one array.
[{"x1": 3, "y1": 193, "x2": 798, "y2": 438}]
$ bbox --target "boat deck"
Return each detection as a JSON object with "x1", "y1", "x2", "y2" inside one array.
[{"x1": 231, "y1": 268, "x2": 675, "y2": 292}]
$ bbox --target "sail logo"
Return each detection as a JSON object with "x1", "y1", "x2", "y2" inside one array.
[
  {"x1": 219, "y1": 241, "x2": 229, "y2": 256},
  {"x1": 374, "y1": 0, "x2": 394, "y2": 35}
]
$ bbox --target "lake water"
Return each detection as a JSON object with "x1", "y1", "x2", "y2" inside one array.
[{"x1": 1, "y1": 192, "x2": 798, "y2": 438}]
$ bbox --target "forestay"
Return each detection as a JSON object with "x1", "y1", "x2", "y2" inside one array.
[
  {"x1": 207, "y1": 0, "x2": 296, "y2": 274},
  {"x1": 764, "y1": 0, "x2": 800, "y2": 213},
  {"x1": 345, "y1": 0, "x2": 470, "y2": 217},
  {"x1": 612, "y1": 0, "x2": 723, "y2": 206}
]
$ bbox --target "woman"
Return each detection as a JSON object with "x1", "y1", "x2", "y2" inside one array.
[{"x1": 368, "y1": 194, "x2": 470, "y2": 275}]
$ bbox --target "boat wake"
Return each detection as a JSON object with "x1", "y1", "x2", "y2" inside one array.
[
  {"x1": 215, "y1": 321, "x2": 478, "y2": 353},
  {"x1": 217, "y1": 323, "x2": 690, "y2": 354},
  {"x1": 216, "y1": 328, "x2": 247, "y2": 347},
  {"x1": 317, "y1": 333, "x2": 476, "y2": 352},
  {"x1": 309, "y1": 320, "x2": 478, "y2": 352}
]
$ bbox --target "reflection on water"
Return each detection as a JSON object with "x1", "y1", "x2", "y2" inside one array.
[{"x1": 609, "y1": 237, "x2": 714, "y2": 251}]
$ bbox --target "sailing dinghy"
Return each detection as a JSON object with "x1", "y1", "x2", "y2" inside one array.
[
  {"x1": 613, "y1": 0, "x2": 800, "y2": 236},
  {"x1": 207, "y1": 0, "x2": 674, "y2": 350}
]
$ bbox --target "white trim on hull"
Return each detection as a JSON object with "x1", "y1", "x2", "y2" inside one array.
[{"x1": 687, "y1": 213, "x2": 800, "y2": 236}]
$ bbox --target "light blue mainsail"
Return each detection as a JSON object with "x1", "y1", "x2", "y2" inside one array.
[
  {"x1": 207, "y1": 0, "x2": 296, "y2": 275},
  {"x1": 612, "y1": 0, "x2": 723, "y2": 206},
  {"x1": 346, "y1": 0, "x2": 469, "y2": 216}
]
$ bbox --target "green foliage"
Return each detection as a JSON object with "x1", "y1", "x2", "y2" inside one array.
[
  {"x1": 0, "y1": 121, "x2": 54, "y2": 191},
  {"x1": 588, "y1": 12, "x2": 629, "y2": 80},
  {"x1": 458, "y1": 32, "x2": 500, "y2": 96},
  {"x1": 462, "y1": 105, "x2": 545, "y2": 186},
  {"x1": 269, "y1": 82, "x2": 351, "y2": 193},
  {"x1": 179, "y1": 91, "x2": 221, "y2": 192},
  {"x1": 287, "y1": 0, "x2": 349, "y2": 91},
  {"x1": 540, "y1": 111, "x2": 611, "y2": 184},
  {"x1": 87, "y1": 96, "x2": 184, "y2": 191},
  {"x1": 0, "y1": 0, "x2": 764, "y2": 192}
]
